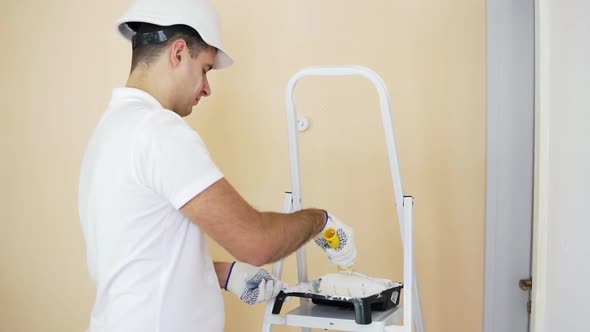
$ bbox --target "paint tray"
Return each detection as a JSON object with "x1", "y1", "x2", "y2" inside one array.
[{"x1": 271, "y1": 278, "x2": 403, "y2": 325}]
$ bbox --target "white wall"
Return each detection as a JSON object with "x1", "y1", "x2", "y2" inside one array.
[{"x1": 533, "y1": 1, "x2": 590, "y2": 331}]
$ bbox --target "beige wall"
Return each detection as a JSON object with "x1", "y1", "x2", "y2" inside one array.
[{"x1": 1, "y1": 1, "x2": 486, "y2": 331}]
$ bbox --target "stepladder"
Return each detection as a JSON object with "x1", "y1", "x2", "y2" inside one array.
[{"x1": 261, "y1": 66, "x2": 425, "y2": 332}]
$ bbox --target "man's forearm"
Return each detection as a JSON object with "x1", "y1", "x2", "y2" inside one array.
[
  {"x1": 257, "y1": 208, "x2": 327, "y2": 264},
  {"x1": 180, "y1": 178, "x2": 328, "y2": 267},
  {"x1": 213, "y1": 210, "x2": 325, "y2": 274}
]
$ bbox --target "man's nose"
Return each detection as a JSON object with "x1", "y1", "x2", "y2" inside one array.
[{"x1": 201, "y1": 77, "x2": 211, "y2": 97}]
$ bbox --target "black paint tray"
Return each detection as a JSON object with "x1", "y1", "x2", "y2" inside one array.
[{"x1": 272, "y1": 278, "x2": 403, "y2": 325}]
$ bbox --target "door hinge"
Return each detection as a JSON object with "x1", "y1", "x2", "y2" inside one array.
[
  {"x1": 519, "y1": 277, "x2": 532, "y2": 313},
  {"x1": 519, "y1": 278, "x2": 532, "y2": 291}
]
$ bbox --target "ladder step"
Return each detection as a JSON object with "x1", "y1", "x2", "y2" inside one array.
[{"x1": 268, "y1": 301, "x2": 404, "y2": 332}]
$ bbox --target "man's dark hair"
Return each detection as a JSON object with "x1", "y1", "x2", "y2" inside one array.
[{"x1": 127, "y1": 23, "x2": 209, "y2": 72}]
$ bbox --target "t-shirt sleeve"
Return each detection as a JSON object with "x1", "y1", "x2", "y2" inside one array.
[{"x1": 135, "y1": 111, "x2": 224, "y2": 209}]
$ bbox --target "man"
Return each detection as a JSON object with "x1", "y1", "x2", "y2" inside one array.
[{"x1": 78, "y1": 0, "x2": 356, "y2": 331}]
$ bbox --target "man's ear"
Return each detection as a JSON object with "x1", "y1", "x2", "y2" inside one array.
[{"x1": 169, "y1": 39, "x2": 187, "y2": 67}]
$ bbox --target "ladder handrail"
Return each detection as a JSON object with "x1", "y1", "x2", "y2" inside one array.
[
  {"x1": 263, "y1": 65, "x2": 425, "y2": 332},
  {"x1": 285, "y1": 66, "x2": 405, "y2": 226}
]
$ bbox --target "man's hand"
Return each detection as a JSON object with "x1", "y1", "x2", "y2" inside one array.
[
  {"x1": 314, "y1": 213, "x2": 357, "y2": 269},
  {"x1": 225, "y1": 262, "x2": 284, "y2": 305}
]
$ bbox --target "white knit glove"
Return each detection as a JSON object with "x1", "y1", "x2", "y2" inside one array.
[
  {"x1": 314, "y1": 212, "x2": 357, "y2": 269},
  {"x1": 225, "y1": 262, "x2": 284, "y2": 305}
]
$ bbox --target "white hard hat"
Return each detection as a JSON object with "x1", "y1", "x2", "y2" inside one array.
[{"x1": 116, "y1": 0, "x2": 233, "y2": 69}]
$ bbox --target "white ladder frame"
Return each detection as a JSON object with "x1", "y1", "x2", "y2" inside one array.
[{"x1": 262, "y1": 66, "x2": 425, "y2": 332}]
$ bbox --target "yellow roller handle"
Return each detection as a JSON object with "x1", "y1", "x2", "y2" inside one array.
[
  {"x1": 323, "y1": 228, "x2": 340, "y2": 249},
  {"x1": 323, "y1": 227, "x2": 353, "y2": 272}
]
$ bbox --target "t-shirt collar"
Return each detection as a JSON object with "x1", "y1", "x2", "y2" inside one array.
[{"x1": 112, "y1": 87, "x2": 164, "y2": 110}]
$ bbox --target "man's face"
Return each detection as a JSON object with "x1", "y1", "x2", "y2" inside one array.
[{"x1": 174, "y1": 46, "x2": 217, "y2": 117}]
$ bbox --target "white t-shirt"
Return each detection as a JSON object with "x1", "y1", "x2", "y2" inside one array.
[{"x1": 78, "y1": 88, "x2": 225, "y2": 332}]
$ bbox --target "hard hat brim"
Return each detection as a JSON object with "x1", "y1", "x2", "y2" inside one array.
[{"x1": 116, "y1": 20, "x2": 233, "y2": 70}]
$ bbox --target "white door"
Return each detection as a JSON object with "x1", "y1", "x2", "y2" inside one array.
[
  {"x1": 532, "y1": 0, "x2": 590, "y2": 331},
  {"x1": 484, "y1": 0, "x2": 535, "y2": 331}
]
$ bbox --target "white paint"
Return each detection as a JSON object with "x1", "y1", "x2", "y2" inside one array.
[
  {"x1": 318, "y1": 272, "x2": 395, "y2": 298},
  {"x1": 484, "y1": 0, "x2": 535, "y2": 331},
  {"x1": 532, "y1": 1, "x2": 590, "y2": 331},
  {"x1": 282, "y1": 281, "x2": 316, "y2": 295}
]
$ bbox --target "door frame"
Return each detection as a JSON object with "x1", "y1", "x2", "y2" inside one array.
[{"x1": 484, "y1": 0, "x2": 535, "y2": 331}]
